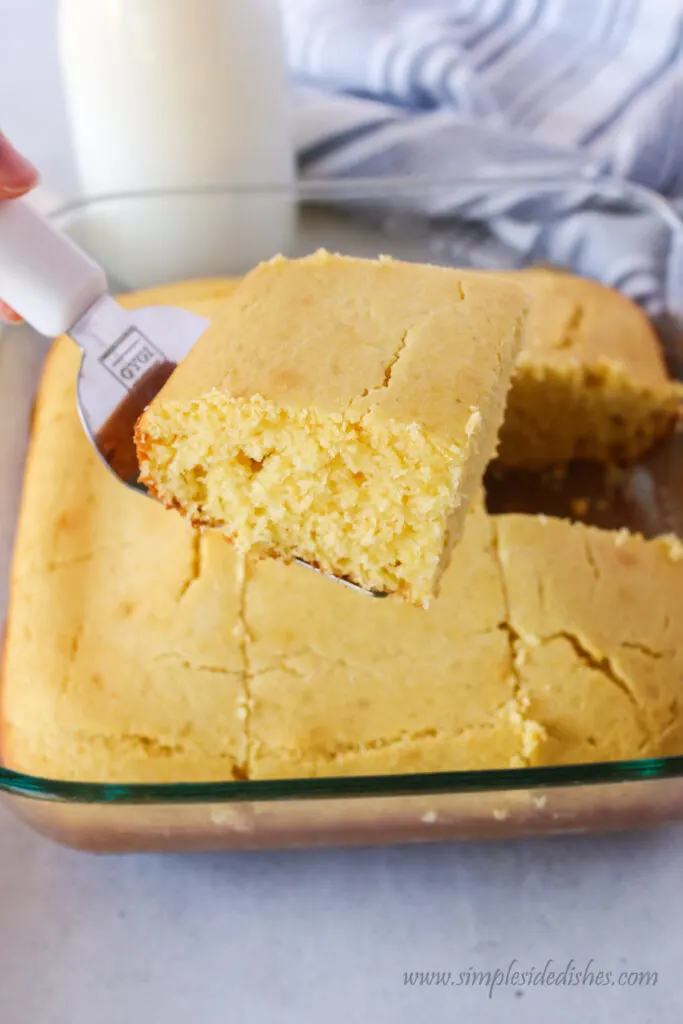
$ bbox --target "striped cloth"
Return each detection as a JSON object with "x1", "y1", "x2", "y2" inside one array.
[{"x1": 282, "y1": 0, "x2": 683, "y2": 316}]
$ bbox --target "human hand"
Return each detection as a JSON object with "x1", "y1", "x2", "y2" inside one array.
[{"x1": 0, "y1": 133, "x2": 39, "y2": 323}]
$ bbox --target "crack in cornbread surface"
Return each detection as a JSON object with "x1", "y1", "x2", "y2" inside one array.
[
  {"x1": 495, "y1": 515, "x2": 683, "y2": 763},
  {"x1": 135, "y1": 251, "x2": 528, "y2": 606},
  {"x1": 498, "y1": 269, "x2": 681, "y2": 467},
  {"x1": 243, "y1": 505, "x2": 540, "y2": 779},
  {"x1": 4, "y1": 276, "x2": 683, "y2": 784}
]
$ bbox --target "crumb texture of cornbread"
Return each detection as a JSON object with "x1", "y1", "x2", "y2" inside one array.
[
  {"x1": 4, "y1": 275, "x2": 683, "y2": 785},
  {"x1": 136, "y1": 251, "x2": 528, "y2": 606},
  {"x1": 498, "y1": 269, "x2": 681, "y2": 467}
]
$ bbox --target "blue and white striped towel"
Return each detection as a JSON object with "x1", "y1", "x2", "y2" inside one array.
[{"x1": 282, "y1": 0, "x2": 683, "y2": 315}]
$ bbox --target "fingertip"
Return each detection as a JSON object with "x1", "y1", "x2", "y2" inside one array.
[
  {"x1": 0, "y1": 134, "x2": 39, "y2": 195},
  {"x1": 0, "y1": 300, "x2": 22, "y2": 324}
]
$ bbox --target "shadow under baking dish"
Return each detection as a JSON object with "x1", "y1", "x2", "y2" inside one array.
[{"x1": 2, "y1": 177, "x2": 683, "y2": 852}]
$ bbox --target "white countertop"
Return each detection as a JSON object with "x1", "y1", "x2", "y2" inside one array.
[{"x1": 2, "y1": 2, "x2": 683, "y2": 1020}]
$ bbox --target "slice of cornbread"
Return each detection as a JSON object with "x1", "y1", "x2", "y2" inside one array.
[
  {"x1": 2, "y1": 281, "x2": 250, "y2": 783},
  {"x1": 495, "y1": 514, "x2": 683, "y2": 764},
  {"x1": 498, "y1": 269, "x2": 681, "y2": 467},
  {"x1": 135, "y1": 251, "x2": 528, "y2": 607},
  {"x1": 245, "y1": 506, "x2": 541, "y2": 780}
]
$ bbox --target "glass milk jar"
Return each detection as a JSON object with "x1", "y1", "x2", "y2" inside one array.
[{"x1": 58, "y1": 0, "x2": 295, "y2": 285}]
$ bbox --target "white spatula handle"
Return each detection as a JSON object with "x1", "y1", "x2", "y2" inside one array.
[{"x1": 0, "y1": 199, "x2": 108, "y2": 337}]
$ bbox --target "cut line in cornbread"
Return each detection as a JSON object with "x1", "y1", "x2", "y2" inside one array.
[
  {"x1": 498, "y1": 269, "x2": 681, "y2": 468},
  {"x1": 135, "y1": 251, "x2": 528, "y2": 607}
]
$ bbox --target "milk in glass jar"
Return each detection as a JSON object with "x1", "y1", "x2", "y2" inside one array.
[{"x1": 58, "y1": 0, "x2": 295, "y2": 284}]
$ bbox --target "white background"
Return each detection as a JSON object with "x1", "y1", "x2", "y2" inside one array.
[{"x1": 1, "y1": 2, "x2": 682, "y2": 1021}]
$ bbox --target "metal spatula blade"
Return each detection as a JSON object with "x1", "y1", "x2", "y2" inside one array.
[
  {"x1": 0, "y1": 199, "x2": 386, "y2": 597},
  {"x1": 71, "y1": 296, "x2": 209, "y2": 488}
]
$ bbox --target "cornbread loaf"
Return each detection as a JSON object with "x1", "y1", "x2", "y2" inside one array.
[
  {"x1": 136, "y1": 251, "x2": 529, "y2": 607},
  {"x1": 498, "y1": 268, "x2": 681, "y2": 467},
  {"x1": 3, "y1": 276, "x2": 683, "y2": 783}
]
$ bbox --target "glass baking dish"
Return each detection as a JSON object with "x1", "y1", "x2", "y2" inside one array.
[{"x1": 2, "y1": 177, "x2": 683, "y2": 853}]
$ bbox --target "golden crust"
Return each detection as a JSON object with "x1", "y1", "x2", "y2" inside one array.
[
  {"x1": 495, "y1": 514, "x2": 683, "y2": 763},
  {"x1": 245, "y1": 507, "x2": 536, "y2": 779},
  {"x1": 1, "y1": 280, "x2": 248, "y2": 782},
  {"x1": 510, "y1": 268, "x2": 672, "y2": 382},
  {"x1": 499, "y1": 268, "x2": 681, "y2": 466},
  {"x1": 148, "y1": 252, "x2": 528, "y2": 434}
]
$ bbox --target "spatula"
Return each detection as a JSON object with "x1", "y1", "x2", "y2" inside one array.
[
  {"x1": 0, "y1": 198, "x2": 385, "y2": 596},
  {"x1": 0, "y1": 198, "x2": 209, "y2": 487}
]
